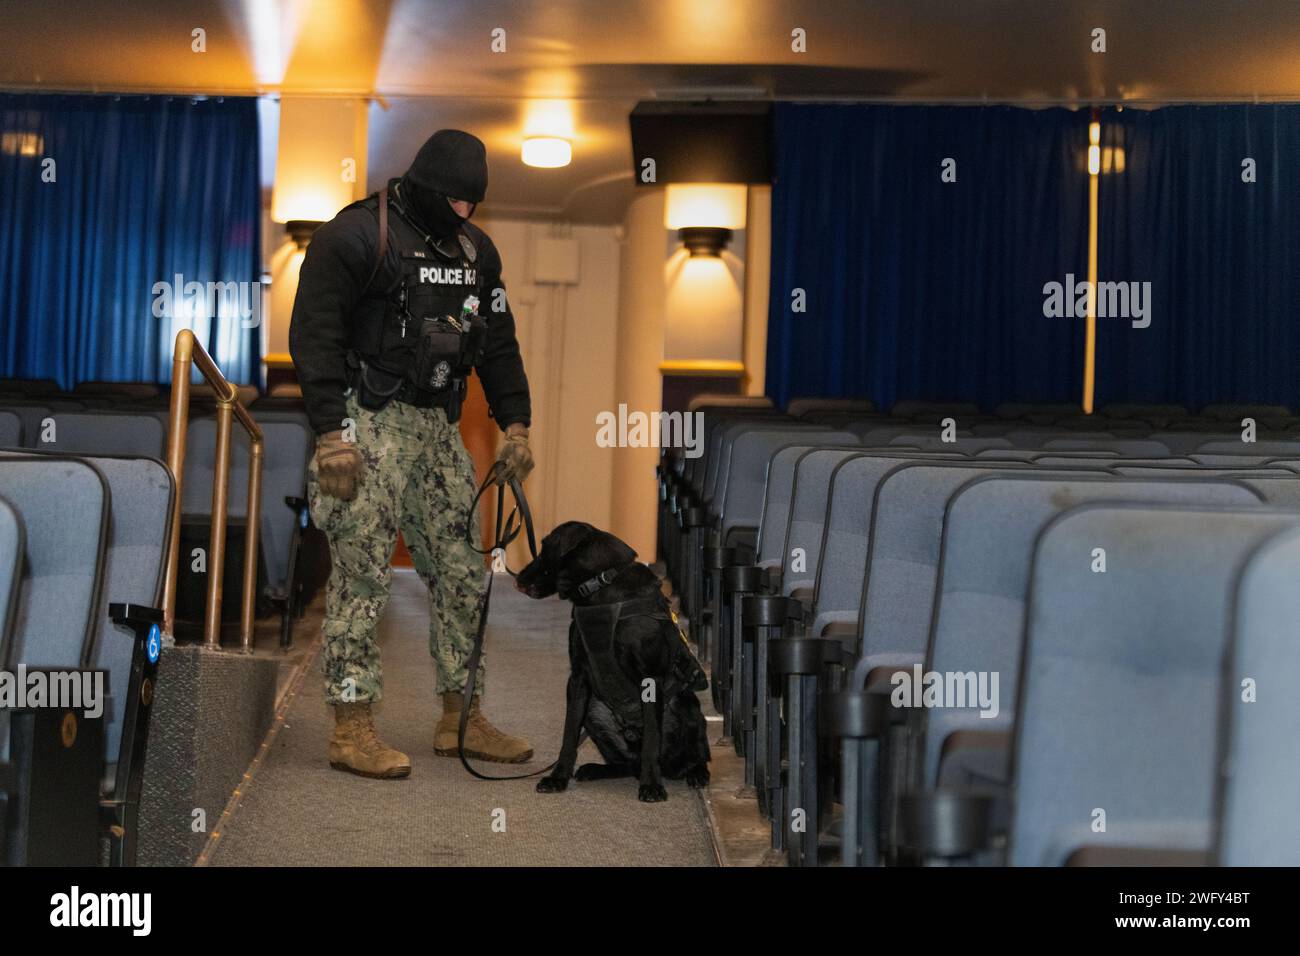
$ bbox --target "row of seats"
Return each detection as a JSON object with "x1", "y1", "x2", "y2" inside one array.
[
  {"x1": 659, "y1": 397, "x2": 1300, "y2": 866},
  {"x1": 0, "y1": 452, "x2": 171, "y2": 865},
  {"x1": 1, "y1": 380, "x2": 323, "y2": 646}
]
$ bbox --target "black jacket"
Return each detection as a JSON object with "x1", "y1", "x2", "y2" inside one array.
[{"x1": 288, "y1": 187, "x2": 531, "y2": 435}]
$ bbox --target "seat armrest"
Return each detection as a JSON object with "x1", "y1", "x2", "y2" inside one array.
[
  {"x1": 865, "y1": 664, "x2": 923, "y2": 725},
  {"x1": 723, "y1": 564, "x2": 766, "y2": 595},
  {"x1": 109, "y1": 602, "x2": 163, "y2": 636},
  {"x1": 821, "y1": 688, "x2": 889, "y2": 739},
  {"x1": 898, "y1": 788, "x2": 1001, "y2": 859},
  {"x1": 817, "y1": 620, "x2": 859, "y2": 656}
]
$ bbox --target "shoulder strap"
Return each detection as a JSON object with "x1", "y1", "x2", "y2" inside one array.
[{"x1": 364, "y1": 187, "x2": 390, "y2": 292}]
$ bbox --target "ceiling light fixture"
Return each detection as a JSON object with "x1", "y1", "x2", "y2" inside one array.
[{"x1": 522, "y1": 136, "x2": 572, "y2": 168}]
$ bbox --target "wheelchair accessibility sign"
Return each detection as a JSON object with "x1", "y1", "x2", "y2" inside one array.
[{"x1": 146, "y1": 624, "x2": 161, "y2": 665}]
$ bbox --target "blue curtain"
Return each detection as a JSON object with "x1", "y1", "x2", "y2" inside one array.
[
  {"x1": 1094, "y1": 105, "x2": 1300, "y2": 408},
  {"x1": 0, "y1": 94, "x2": 261, "y2": 387},
  {"x1": 766, "y1": 103, "x2": 1090, "y2": 410}
]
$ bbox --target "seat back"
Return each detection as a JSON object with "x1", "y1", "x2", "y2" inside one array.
[
  {"x1": 717, "y1": 428, "x2": 855, "y2": 538},
  {"x1": 1042, "y1": 438, "x2": 1172, "y2": 457},
  {"x1": 1195, "y1": 440, "x2": 1300, "y2": 458},
  {"x1": 855, "y1": 462, "x2": 1099, "y2": 675},
  {"x1": 1216, "y1": 525, "x2": 1300, "y2": 864},
  {"x1": 0, "y1": 497, "x2": 23, "y2": 653},
  {"x1": 923, "y1": 476, "x2": 1261, "y2": 788},
  {"x1": 0, "y1": 457, "x2": 108, "y2": 669},
  {"x1": 38, "y1": 411, "x2": 166, "y2": 457},
  {"x1": 808, "y1": 452, "x2": 945, "y2": 640},
  {"x1": 0, "y1": 411, "x2": 21, "y2": 447},
  {"x1": 0, "y1": 404, "x2": 53, "y2": 447},
  {"x1": 755, "y1": 445, "x2": 817, "y2": 569},
  {"x1": 1009, "y1": 504, "x2": 1297, "y2": 866},
  {"x1": 780, "y1": 447, "x2": 865, "y2": 594}
]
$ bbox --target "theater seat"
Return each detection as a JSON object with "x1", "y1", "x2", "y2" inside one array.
[
  {"x1": 1009, "y1": 504, "x2": 1299, "y2": 867},
  {"x1": 1215, "y1": 525, "x2": 1300, "y2": 865},
  {"x1": 36, "y1": 411, "x2": 166, "y2": 457},
  {"x1": 0, "y1": 456, "x2": 110, "y2": 866},
  {"x1": 0, "y1": 411, "x2": 21, "y2": 448}
]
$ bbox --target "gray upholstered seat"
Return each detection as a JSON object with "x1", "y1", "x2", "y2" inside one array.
[
  {"x1": 1009, "y1": 504, "x2": 1300, "y2": 866},
  {"x1": 924, "y1": 476, "x2": 1261, "y2": 790},
  {"x1": 1216, "y1": 524, "x2": 1300, "y2": 864},
  {"x1": 0, "y1": 457, "x2": 108, "y2": 669},
  {"x1": 1195, "y1": 439, "x2": 1300, "y2": 458},
  {"x1": 806, "y1": 452, "x2": 955, "y2": 641},
  {"x1": 1041, "y1": 437, "x2": 1173, "y2": 457},
  {"x1": 754, "y1": 444, "x2": 818, "y2": 573},
  {"x1": 715, "y1": 427, "x2": 856, "y2": 543},
  {"x1": 780, "y1": 448, "x2": 868, "y2": 595},
  {"x1": 0, "y1": 496, "x2": 24, "y2": 659},
  {"x1": 854, "y1": 461, "x2": 1103, "y2": 678},
  {"x1": 0, "y1": 411, "x2": 21, "y2": 448},
  {"x1": 28, "y1": 411, "x2": 165, "y2": 457}
]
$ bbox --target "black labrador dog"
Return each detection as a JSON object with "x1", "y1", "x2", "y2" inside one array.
[{"x1": 516, "y1": 521, "x2": 711, "y2": 801}]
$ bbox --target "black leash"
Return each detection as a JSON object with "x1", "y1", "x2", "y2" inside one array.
[{"x1": 456, "y1": 467, "x2": 555, "y2": 781}]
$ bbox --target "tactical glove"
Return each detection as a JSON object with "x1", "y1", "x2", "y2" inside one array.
[
  {"x1": 493, "y1": 423, "x2": 534, "y2": 484},
  {"x1": 316, "y1": 429, "x2": 363, "y2": 501}
]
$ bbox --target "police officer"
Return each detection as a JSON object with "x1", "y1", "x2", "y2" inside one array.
[{"x1": 289, "y1": 129, "x2": 534, "y2": 778}]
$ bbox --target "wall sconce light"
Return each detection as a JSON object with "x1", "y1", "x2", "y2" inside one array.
[
  {"x1": 664, "y1": 183, "x2": 747, "y2": 257},
  {"x1": 270, "y1": 97, "x2": 365, "y2": 245},
  {"x1": 285, "y1": 219, "x2": 323, "y2": 248},
  {"x1": 522, "y1": 136, "x2": 572, "y2": 168}
]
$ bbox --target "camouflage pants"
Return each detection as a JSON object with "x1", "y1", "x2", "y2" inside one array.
[{"x1": 308, "y1": 393, "x2": 486, "y2": 705}]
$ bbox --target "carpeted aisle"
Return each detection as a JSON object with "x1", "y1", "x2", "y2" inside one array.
[{"x1": 207, "y1": 569, "x2": 718, "y2": 866}]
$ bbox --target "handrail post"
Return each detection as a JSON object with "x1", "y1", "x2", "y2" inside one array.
[
  {"x1": 161, "y1": 328, "x2": 265, "y2": 652},
  {"x1": 162, "y1": 331, "x2": 194, "y2": 637},
  {"x1": 240, "y1": 440, "x2": 264, "y2": 652},
  {"x1": 206, "y1": 398, "x2": 234, "y2": 648}
]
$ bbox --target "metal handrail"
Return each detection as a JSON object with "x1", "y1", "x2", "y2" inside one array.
[{"x1": 160, "y1": 329, "x2": 264, "y2": 651}]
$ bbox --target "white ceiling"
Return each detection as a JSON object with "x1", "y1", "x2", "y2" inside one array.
[{"x1": 5, "y1": 0, "x2": 1300, "y2": 223}]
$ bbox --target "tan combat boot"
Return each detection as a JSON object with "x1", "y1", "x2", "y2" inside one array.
[
  {"x1": 434, "y1": 692, "x2": 533, "y2": 763},
  {"x1": 328, "y1": 702, "x2": 412, "y2": 779}
]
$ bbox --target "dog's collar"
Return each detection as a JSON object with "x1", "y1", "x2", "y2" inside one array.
[{"x1": 575, "y1": 565, "x2": 628, "y2": 599}]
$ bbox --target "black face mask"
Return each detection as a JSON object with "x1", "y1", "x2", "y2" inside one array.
[{"x1": 402, "y1": 178, "x2": 473, "y2": 239}]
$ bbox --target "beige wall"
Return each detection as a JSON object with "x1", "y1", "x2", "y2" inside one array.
[
  {"x1": 472, "y1": 216, "x2": 623, "y2": 566},
  {"x1": 610, "y1": 190, "x2": 669, "y2": 559}
]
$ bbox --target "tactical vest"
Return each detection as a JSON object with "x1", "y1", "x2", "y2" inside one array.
[
  {"x1": 571, "y1": 596, "x2": 709, "y2": 732},
  {"x1": 344, "y1": 186, "x2": 487, "y2": 420}
]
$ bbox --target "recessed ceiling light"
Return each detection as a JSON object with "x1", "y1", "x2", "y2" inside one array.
[{"x1": 522, "y1": 136, "x2": 572, "y2": 168}]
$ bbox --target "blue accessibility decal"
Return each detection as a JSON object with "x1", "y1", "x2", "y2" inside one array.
[{"x1": 146, "y1": 624, "x2": 161, "y2": 664}]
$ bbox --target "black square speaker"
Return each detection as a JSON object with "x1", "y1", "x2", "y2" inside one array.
[{"x1": 629, "y1": 101, "x2": 772, "y2": 185}]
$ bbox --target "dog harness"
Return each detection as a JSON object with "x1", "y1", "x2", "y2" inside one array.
[{"x1": 571, "y1": 595, "x2": 708, "y2": 726}]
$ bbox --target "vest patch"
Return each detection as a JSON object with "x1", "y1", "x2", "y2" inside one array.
[{"x1": 419, "y1": 266, "x2": 475, "y2": 285}]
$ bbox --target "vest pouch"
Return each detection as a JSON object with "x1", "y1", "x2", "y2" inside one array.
[
  {"x1": 444, "y1": 379, "x2": 467, "y2": 424},
  {"x1": 355, "y1": 358, "x2": 405, "y2": 411},
  {"x1": 460, "y1": 313, "x2": 488, "y2": 370},
  {"x1": 412, "y1": 316, "x2": 463, "y2": 393}
]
